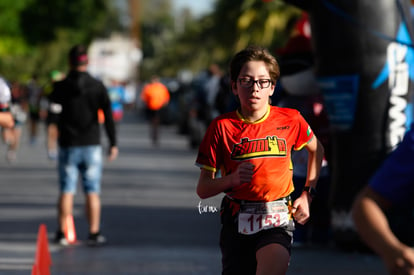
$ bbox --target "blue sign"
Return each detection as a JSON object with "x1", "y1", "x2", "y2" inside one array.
[{"x1": 318, "y1": 75, "x2": 359, "y2": 130}]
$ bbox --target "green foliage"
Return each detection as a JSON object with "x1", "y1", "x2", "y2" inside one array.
[
  {"x1": 0, "y1": 0, "x2": 120, "y2": 83},
  {"x1": 20, "y1": 0, "x2": 108, "y2": 44},
  {"x1": 0, "y1": 0, "x2": 31, "y2": 35},
  {"x1": 0, "y1": 0, "x2": 301, "y2": 84},
  {"x1": 139, "y1": 0, "x2": 301, "y2": 80}
]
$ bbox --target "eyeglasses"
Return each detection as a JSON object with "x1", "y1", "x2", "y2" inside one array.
[{"x1": 238, "y1": 78, "x2": 272, "y2": 89}]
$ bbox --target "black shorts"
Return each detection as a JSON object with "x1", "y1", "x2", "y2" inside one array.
[
  {"x1": 220, "y1": 196, "x2": 294, "y2": 275},
  {"x1": 29, "y1": 111, "x2": 40, "y2": 121},
  {"x1": 145, "y1": 108, "x2": 160, "y2": 120}
]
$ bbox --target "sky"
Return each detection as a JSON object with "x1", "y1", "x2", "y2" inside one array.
[{"x1": 172, "y1": 0, "x2": 215, "y2": 17}]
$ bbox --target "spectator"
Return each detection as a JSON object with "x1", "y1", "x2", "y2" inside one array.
[
  {"x1": 2, "y1": 81, "x2": 27, "y2": 163},
  {"x1": 26, "y1": 74, "x2": 43, "y2": 145},
  {"x1": 42, "y1": 70, "x2": 66, "y2": 160},
  {"x1": 107, "y1": 79, "x2": 126, "y2": 124}
]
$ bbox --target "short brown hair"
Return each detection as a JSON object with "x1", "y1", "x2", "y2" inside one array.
[{"x1": 229, "y1": 45, "x2": 280, "y2": 85}]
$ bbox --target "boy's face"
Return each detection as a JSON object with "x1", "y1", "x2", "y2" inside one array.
[{"x1": 232, "y1": 60, "x2": 275, "y2": 119}]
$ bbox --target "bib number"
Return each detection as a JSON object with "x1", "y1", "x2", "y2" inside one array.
[{"x1": 238, "y1": 200, "x2": 289, "y2": 235}]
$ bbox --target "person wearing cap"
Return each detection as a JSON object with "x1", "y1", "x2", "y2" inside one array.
[{"x1": 48, "y1": 44, "x2": 118, "y2": 246}]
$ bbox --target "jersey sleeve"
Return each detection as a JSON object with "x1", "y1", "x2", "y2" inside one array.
[
  {"x1": 368, "y1": 128, "x2": 414, "y2": 204},
  {"x1": 195, "y1": 118, "x2": 221, "y2": 172},
  {"x1": 293, "y1": 112, "x2": 314, "y2": 151}
]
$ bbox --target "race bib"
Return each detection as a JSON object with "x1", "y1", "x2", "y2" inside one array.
[{"x1": 238, "y1": 200, "x2": 290, "y2": 235}]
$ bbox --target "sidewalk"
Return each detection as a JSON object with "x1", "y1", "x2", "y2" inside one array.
[{"x1": 0, "y1": 110, "x2": 386, "y2": 274}]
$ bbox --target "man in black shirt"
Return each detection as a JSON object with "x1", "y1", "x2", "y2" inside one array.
[{"x1": 49, "y1": 45, "x2": 118, "y2": 246}]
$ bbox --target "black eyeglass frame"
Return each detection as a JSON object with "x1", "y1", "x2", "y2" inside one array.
[{"x1": 238, "y1": 78, "x2": 273, "y2": 89}]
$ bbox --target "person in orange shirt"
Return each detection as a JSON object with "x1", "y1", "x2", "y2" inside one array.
[
  {"x1": 140, "y1": 76, "x2": 170, "y2": 146},
  {"x1": 195, "y1": 46, "x2": 324, "y2": 275}
]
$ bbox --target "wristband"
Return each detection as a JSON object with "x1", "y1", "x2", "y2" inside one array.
[{"x1": 303, "y1": 186, "x2": 317, "y2": 199}]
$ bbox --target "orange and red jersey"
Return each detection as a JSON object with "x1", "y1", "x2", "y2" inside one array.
[
  {"x1": 195, "y1": 105, "x2": 314, "y2": 202},
  {"x1": 140, "y1": 82, "x2": 170, "y2": 111}
]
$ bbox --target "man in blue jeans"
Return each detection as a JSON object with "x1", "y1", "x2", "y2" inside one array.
[{"x1": 48, "y1": 45, "x2": 118, "y2": 246}]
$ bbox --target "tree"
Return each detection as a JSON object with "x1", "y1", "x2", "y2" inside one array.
[
  {"x1": 137, "y1": 0, "x2": 301, "y2": 80},
  {"x1": 0, "y1": 0, "x2": 121, "y2": 83},
  {"x1": 20, "y1": 0, "x2": 111, "y2": 45}
]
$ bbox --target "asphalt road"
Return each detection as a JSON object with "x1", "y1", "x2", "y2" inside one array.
[{"x1": 0, "y1": 110, "x2": 387, "y2": 274}]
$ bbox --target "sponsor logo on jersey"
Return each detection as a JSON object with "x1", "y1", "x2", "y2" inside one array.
[
  {"x1": 276, "y1": 125, "x2": 290, "y2": 131},
  {"x1": 231, "y1": 136, "x2": 287, "y2": 160}
]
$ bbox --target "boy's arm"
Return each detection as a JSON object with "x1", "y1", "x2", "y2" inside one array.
[
  {"x1": 304, "y1": 137, "x2": 324, "y2": 190},
  {"x1": 196, "y1": 162, "x2": 254, "y2": 199},
  {"x1": 292, "y1": 137, "x2": 324, "y2": 224}
]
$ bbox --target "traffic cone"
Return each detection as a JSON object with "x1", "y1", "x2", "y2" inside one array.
[
  {"x1": 31, "y1": 264, "x2": 39, "y2": 275},
  {"x1": 34, "y1": 224, "x2": 52, "y2": 275},
  {"x1": 65, "y1": 215, "x2": 77, "y2": 244}
]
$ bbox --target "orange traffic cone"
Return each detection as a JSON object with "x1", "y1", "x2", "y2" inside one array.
[
  {"x1": 31, "y1": 264, "x2": 38, "y2": 275},
  {"x1": 65, "y1": 215, "x2": 77, "y2": 244},
  {"x1": 34, "y1": 224, "x2": 52, "y2": 275}
]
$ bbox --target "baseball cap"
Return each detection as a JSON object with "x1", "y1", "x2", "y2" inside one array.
[{"x1": 69, "y1": 44, "x2": 88, "y2": 66}]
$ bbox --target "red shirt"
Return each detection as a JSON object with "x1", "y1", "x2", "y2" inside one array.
[{"x1": 195, "y1": 105, "x2": 314, "y2": 202}]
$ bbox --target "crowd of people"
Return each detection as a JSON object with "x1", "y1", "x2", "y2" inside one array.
[
  {"x1": 0, "y1": 72, "x2": 64, "y2": 163},
  {"x1": 0, "y1": 67, "x2": 130, "y2": 163}
]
